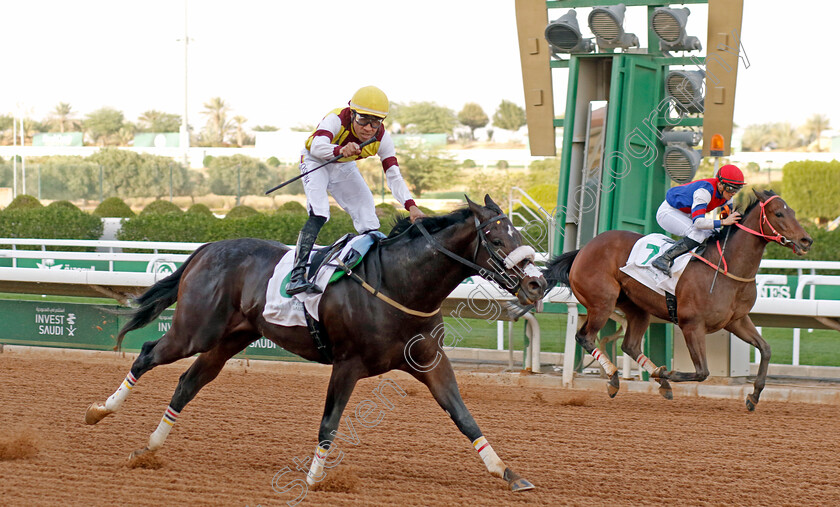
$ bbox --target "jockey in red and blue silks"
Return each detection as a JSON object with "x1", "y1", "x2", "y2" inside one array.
[{"x1": 651, "y1": 164, "x2": 746, "y2": 276}]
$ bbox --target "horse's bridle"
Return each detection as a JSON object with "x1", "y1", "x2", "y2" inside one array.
[
  {"x1": 415, "y1": 213, "x2": 540, "y2": 293},
  {"x1": 734, "y1": 195, "x2": 793, "y2": 247}
]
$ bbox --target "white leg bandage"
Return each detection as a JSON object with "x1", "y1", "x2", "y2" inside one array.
[
  {"x1": 591, "y1": 348, "x2": 618, "y2": 376},
  {"x1": 104, "y1": 372, "x2": 137, "y2": 412},
  {"x1": 635, "y1": 353, "x2": 659, "y2": 376},
  {"x1": 306, "y1": 445, "x2": 329, "y2": 485},
  {"x1": 148, "y1": 406, "x2": 179, "y2": 451},
  {"x1": 473, "y1": 436, "x2": 505, "y2": 478}
]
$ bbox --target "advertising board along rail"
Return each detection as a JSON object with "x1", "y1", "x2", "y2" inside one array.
[{"x1": 2, "y1": 239, "x2": 840, "y2": 384}]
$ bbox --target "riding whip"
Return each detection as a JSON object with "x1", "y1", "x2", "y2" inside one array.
[
  {"x1": 264, "y1": 136, "x2": 377, "y2": 195},
  {"x1": 709, "y1": 226, "x2": 732, "y2": 294}
]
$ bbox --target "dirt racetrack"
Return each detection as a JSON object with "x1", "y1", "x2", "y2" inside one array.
[{"x1": 2, "y1": 348, "x2": 840, "y2": 506}]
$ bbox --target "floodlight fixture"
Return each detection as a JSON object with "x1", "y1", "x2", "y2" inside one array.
[
  {"x1": 660, "y1": 129, "x2": 701, "y2": 146},
  {"x1": 588, "y1": 4, "x2": 639, "y2": 50},
  {"x1": 545, "y1": 9, "x2": 595, "y2": 54},
  {"x1": 652, "y1": 7, "x2": 702, "y2": 52},
  {"x1": 665, "y1": 69, "x2": 705, "y2": 114},
  {"x1": 663, "y1": 144, "x2": 701, "y2": 184}
]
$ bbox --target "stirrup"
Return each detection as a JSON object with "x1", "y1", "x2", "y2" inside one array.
[
  {"x1": 651, "y1": 256, "x2": 672, "y2": 277},
  {"x1": 285, "y1": 269, "x2": 322, "y2": 295}
]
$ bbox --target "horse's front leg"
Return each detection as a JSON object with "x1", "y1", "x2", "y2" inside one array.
[
  {"x1": 662, "y1": 322, "x2": 710, "y2": 382},
  {"x1": 726, "y1": 316, "x2": 770, "y2": 411},
  {"x1": 403, "y1": 354, "x2": 534, "y2": 492},
  {"x1": 299, "y1": 360, "x2": 363, "y2": 486}
]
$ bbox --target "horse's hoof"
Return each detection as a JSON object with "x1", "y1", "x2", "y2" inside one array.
[
  {"x1": 128, "y1": 447, "x2": 151, "y2": 460},
  {"x1": 651, "y1": 366, "x2": 668, "y2": 379},
  {"x1": 503, "y1": 468, "x2": 535, "y2": 492},
  {"x1": 745, "y1": 394, "x2": 758, "y2": 412},
  {"x1": 658, "y1": 386, "x2": 673, "y2": 400},
  {"x1": 607, "y1": 372, "x2": 620, "y2": 398},
  {"x1": 85, "y1": 402, "x2": 113, "y2": 425}
]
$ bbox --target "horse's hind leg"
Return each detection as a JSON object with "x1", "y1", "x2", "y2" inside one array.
[
  {"x1": 85, "y1": 332, "x2": 200, "y2": 424},
  {"x1": 129, "y1": 331, "x2": 257, "y2": 459},
  {"x1": 85, "y1": 306, "x2": 232, "y2": 425},
  {"x1": 576, "y1": 310, "x2": 621, "y2": 398},
  {"x1": 617, "y1": 302, "x2": 672, "y2": 400},
  {"x1": 403, "y1": 354, "x2": 534, "y2": 492}
]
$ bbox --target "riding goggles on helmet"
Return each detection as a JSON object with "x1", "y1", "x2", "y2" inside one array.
[{"x1": 354, "y1": 113, "x2": 383, "y2": 129}]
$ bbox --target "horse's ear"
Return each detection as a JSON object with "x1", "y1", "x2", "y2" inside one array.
[
  {"x1": 753, "y1": 187, "x2": 764, "y2": 201},
  {"x1": 484, "y1": 194, "x2": 504, "y2": 214},
  {"x1": 465, "y1": 195, "x2": 485, "y2": 218}
]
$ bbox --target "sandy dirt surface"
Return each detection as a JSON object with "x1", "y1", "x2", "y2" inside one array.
[{"x1": 1, "y1": 349, "x2": 839, "y2": 506}]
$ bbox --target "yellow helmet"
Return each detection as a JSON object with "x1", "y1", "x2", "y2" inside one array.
[{"x1": 349, "y1": 86, "x2": 389, "y2": 118}]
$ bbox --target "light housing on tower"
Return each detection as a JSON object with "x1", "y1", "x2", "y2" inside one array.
[
  {"x1": 663, "y1": 145, "x2": 701, "y2": 183},
  {"x1": 588, "y1": 4, "x2": 639, "y2": 50},
  {"x1": 545, "y1": 9, "x2": 595, "y2": 54},
  {"x1": 665, "y1": 69, "x2": 705, "y2": 114},
  {"x1": 652, "y1": 7, "x2": 702, "y2": 52}
]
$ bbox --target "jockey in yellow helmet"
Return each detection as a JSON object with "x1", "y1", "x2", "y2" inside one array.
[{"x1": 286, "y1": 86, "x2": 425, "y2": 295}]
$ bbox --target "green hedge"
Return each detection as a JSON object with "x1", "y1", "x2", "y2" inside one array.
[
  {"x1": 117, "y1": 208, "x2": 357, "y2": 245},
  {"x1": 94, "y1": 197, "x2": 135, "y2": 218},
  {"x1": 0, "y1": 206, "x2": 103, "y2": 250},
  {"x1": 782, "y1": 160, "x2": 840, "y2": 221}
]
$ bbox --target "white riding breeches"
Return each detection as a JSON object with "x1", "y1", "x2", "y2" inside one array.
[
  {"x1": 300, "y1": 154, "x2": 379, "y2": 233},
  {"x1": 656, "y1": 201, "x2": 712, "y2": 243}
]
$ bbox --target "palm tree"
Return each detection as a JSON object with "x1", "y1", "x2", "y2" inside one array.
[
  {"x1": 201, "y1": 97, "x2": 232, "y2": 146},
  {"x1": 232, "y1": 115, "x2": 247, "y2": 147},
  {"x1": 803, "y1": 114, "x2": 831, "y2": 151},
  {"x1": 48, "y1": 102, "x2": 79, "y2": 133}
]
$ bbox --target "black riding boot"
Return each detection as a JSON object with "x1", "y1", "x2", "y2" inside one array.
[
  {"x1": 285, "y1": 215, "x2": 326, "y2": 295},
  {"x1": 651, "y1": 237, "x2": 701, "y2": 277}
]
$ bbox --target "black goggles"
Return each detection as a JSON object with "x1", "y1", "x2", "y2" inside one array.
[
  {"x1": 722, "y1": 183, "x2": 743, "y2": 193},
  {"x1": 354, "y1": 114, "x2": 383, "y2": 128}
]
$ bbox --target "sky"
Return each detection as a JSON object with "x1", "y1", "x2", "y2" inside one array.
[{"x1": 2, "y1": 0, "x2": 839, "y2": 133}]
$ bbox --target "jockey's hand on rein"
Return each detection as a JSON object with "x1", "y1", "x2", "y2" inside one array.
[{"x1": 340, "y1": 142, "x2": 361, "y2": 157}]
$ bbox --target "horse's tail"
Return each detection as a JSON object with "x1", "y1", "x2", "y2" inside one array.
[
  {"x1": 544, "y1": 250, "x2": 579, "y2": 288},
  {"x1": 114, "y1": 243, "x2": 211, "y2": 351}
]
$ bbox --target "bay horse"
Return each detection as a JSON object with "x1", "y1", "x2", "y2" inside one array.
[
  {"x1": 544, "y1": 189, "x2": 812, "y2": 410},
  {"x1": 84, "y1": 195, "x2": 547, "y2": 492}
]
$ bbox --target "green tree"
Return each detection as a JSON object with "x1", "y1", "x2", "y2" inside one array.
[
  {"x1": 206, "y1": 155, "x2": 271, "y2": 195},
  {"x1": 492, "y1": 100, "x2": 526, "y2": 131},
  {"x1": 47, "y1": 102, "x2": 80, "y2": 133},
  {"x1": 137, "y1": 110, "x2": 182, "y2": 132},
  {"x1": 87, "y1": 148, "x2": 192, "y2": 198},
  {"x1": 457, "y1": 103, "x2": 489, "y2": 140},
  {"x1": 396, "y1": 144, "x2": 458, "y2": 197},
  {"x1": 84, "y1": 107, "x2": 125, "y2": 146},
  {"x1": 392, "y1": 101, "x2": 457, "y2": 135},
  {"x1": 200, "y1": 97, "x2": 232, "y2": 146},
  {"x1": 253, "y1": 125, "x2": 279, "y2": 132}
]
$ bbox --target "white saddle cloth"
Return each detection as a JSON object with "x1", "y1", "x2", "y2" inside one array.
[
  {"x1": 262, "y1": 236, "x2": 371, "y2": 327},
  {"x1": 618, "y1": 233, "x2": 697, "y2": 296}
]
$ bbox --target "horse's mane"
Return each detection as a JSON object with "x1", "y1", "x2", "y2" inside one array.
[
  {"x1": 385, "y1": 206, "x2": 473, "y2": 240},
  {"x1": 710, "y1": 189, "x2": 777, "y2": 242}
]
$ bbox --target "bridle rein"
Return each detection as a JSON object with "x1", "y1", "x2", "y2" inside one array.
[
  {"x1": 340, "y1": 213, "x2": 539, "y2": 318},
  {"x1": 690, "y1": 195, "x2": 793, "y2": 283}
]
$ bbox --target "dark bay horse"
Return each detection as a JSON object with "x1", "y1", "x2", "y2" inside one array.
[
  {"x1": 85, "y1": 195, "x2": 546, "y2": 492},
  {"x1": 544, "y1": 189, "x2": 812, "y2": 410}
]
